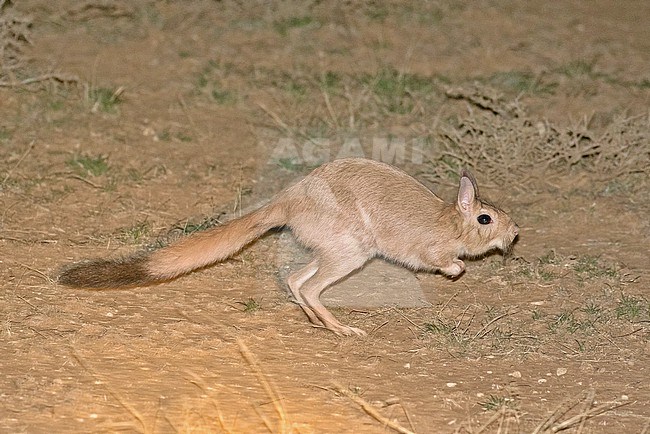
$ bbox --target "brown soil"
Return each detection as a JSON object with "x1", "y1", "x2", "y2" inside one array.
[{"x1": 1, "y1": 1, "x2": 649, "y2": 433}]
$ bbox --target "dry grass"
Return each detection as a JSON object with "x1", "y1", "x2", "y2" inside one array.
[
  {"x1": 2, "y1": 2, "x2": 648, "y2": 433},
  {"x1": 429, "y1": 84, "x2": 650, "y2": 189},
  {"x1": 0, "y1": 0, "x2": 31, "y2": 78},
  {"x1": 227, "y1": 64, "x2": 649, "y2": 191},
  {"x1": 0, "y1": 1, "x2": 77, "y2": 88}
]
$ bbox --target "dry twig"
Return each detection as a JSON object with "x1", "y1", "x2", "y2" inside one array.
[{"x1": 331, "y1": 381, "x2": 416, "y2": 434}]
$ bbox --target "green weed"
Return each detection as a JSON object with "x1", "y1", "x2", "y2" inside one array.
[
  {"x1": 0, "y1": 127, "x2": 11, "y2": 142},
  {"x1": 276, "y1": 157, "x2": 305, "y2": 172},
  {"x1": 238, "y1": 298, "x2": 261, "y2": 313},
  {"x1": 66, "y1": 154, "x2": 110, "y2": 177},
  {"x1": 365, "y1": 5, "x2": 389, "y2": 22},
  {"x1": 158, "y1": 129, "x2": 171, "y2": 141},
  {"x1": 557, "y1": 59, "x2": 597, "y2": 78},
  {"x1": 486, "y1": 71, "x2": 557, "y2": 95},
  {"x1": 365, "y1": 68, "x2": 434, "y2": 114},
  {"x1": 120, "y1": 221, "x2": 151, "y2": 244},
  {"x1": 197, "y1": 60, "x2": 236, "y2": 104},
  {"x1": 175, "y1": 216, "x2": 221, "y2": 236},
  {"x1": 480, "y1": 394, "x2": 516, "y2": 411},
  {"x1": 581, "y1": 301, "x2": 604, "y2": 317},
  {"x1": 615, "y1": 294, "x2": 644, "y2": 321},
  {"x1": 270, "y1": 72, "x2": 310, "y2": 100},
  {"x1": 554, "y1": 59, "x2": 649, "y2": 88},
  {"x1": 538, "y1": 269, "x2": 555, "y2": 281},
  {"x1": 574, "y1": 256, "x2": 618, "y2": 279},
  {"x1": 538, "y1": 250, "x2": 558, "y2": 265},
  {"x1": 211, "y1": 87, "x2": 235, "y2": 104},
  {"x1": 176, "y1": 132, "x2": 193, "y2": 142},
  {"x1": 549, "y1": 311, "x2": 584, "y2": 334},
  {"x1": 48, "y1": 99, "x2": 65, "y2": 111},
  {"x1": 320, "y1": 71, "x2": 340, "y2": 90},
  {"x1": 273, "y1": 16, "x2": 314, "y2": 36},
  {"x1": 88, "y1": 86, "x2": 124, "y2": 113},
  {"x1": 423, "y1": 319, "x2": 456, "y2": 336}
]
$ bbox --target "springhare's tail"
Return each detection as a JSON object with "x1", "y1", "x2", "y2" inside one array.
[{"x1": 58, "y1": 202, "x2": 286, "y2": 289}]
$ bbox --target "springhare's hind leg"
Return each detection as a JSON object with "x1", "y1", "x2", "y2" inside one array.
[
  {"x1": 286, "y1": 259, "x2": 321, "y2": 325},
  {"x1": 299, "y1": 255, "x2": 369, "y2": 336}
]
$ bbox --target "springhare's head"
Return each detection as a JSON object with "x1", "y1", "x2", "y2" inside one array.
[{"x1": 455, "y1": 169, "x2": 519, "y2": 257}]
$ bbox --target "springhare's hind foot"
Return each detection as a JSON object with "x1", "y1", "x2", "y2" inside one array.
[
  {"x1": 337, "y1": 325, "x2": 367, "y2": 337},
  {"x1": 306, "y1": 319, "x2": 366, "y2": 336},
  {"x1": 325, "y1": 322, "x2": 367, "y2": 337}
]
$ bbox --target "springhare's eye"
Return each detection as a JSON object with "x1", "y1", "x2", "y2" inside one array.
[{"x1": 477, "y1": 214, "x2": 492, "y2": 225}]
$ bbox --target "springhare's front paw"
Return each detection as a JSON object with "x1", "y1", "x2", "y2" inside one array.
[{"x1": 440, "y1": 259, "x2": 465, "y2": 278}]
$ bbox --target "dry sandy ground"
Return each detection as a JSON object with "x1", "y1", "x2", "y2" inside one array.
[{"x1": 1, "y1": 1, "x2": 649, "y2": 433}]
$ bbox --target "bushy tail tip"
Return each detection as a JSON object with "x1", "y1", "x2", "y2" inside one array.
[{"x1": 58, "y1": 256, "x2": 155, "y2": 289}]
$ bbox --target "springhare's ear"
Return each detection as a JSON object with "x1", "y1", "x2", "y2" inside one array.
[
  {"x1": 458, "y1": 171, "x2": 478, "y2": 215},
  {"x1": 460, "y1": 169, "x2": 480, "y2": 198}
]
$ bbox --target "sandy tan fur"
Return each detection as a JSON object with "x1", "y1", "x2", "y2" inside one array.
[{"x1": 59, "y1": 158, "x2": 519, "y2": 336}]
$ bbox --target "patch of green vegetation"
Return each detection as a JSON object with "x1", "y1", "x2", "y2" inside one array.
[
  {"x1": 615, "y1": 294, "x2": 645, "y2": 321},
  {"x1": 238, "y1": 297, "x2": 261, "y2": 313},
  {"x1": 157, "y1": 128, "x2": 193, "y2": 142},
  {"x1": 120, "y1": 221, "x2": 151, "y2": 244},
  {"x1": 365, "y1": 5, "x2": 389, "y2": 22},
  {"x1": 548, "y1": 312, "x2": 580, "y2": 333},
  {"x1": 573, "y1": 256, "x2": 618, "y2": 279},
  {"x1": 125, "y1": 168, "x2": 144, "y2": 183},
  {"x1": 139, "y1": 3, "x2": 163, "y2": 27},
  {"x1": 197, "y1": 60, "x2": 236, "y2": 105},
  {"x1": 158, "y1": 129, "x2": 171, "y2": 141},
  {"x1": 538, "y1": 250, "x2": 558, "y2": 265},
  {"x1": 480, "y1": 394, "x2": 516, "y2": 411},
  {"x1": 276, "y1": 157, "x2": 305, "y2": 172},
  {"x1": 486, "y1": 71, "x2": 557, "y2": 95},
  {"x1": 48, "y1": 99, "x2": 65, "y2": 111},
  {"x1": 102, "y1": 177, "x2": 119, "y2": 192},
  {"x1": 66, "y1": 154, "x2": 110, "y2": 177},
  {"x1": 554, "y1": 59, "x2": 649, "y2": 88},
  {"x1": 176, "y1": 132, "x2": 193, "y2": 142},
  {"x1": 396, "y1": 4, "x2": 445, "y2": 25},
  {"x1": 364, "y1": 67, "x2": 435, "y2": 114},
  {"x1": 320, "y1": 71, "x2": 340, "y2": 90},
  {"x1": 423, "y1": 319, "x2": 456, "y2": 335},
  {"x1": 417, "y1": 7, "x2": 444, "y2": 24},
  {"x1": 581, "y1": 301, "x2": 604, "y2": 317},
  {"x1": 0, "y1": 127, "x2": 11, "y2": 142},
  {"x1": 88, "y1": 87, "x2": 123, "y2": 113},
  {"x1": 270, "y1": 72, "x2": 310, "y2": 100},
  {"x1": 548, "y1": 310, "x2": 599, "y2": 334},
  {"x1": 422, "y1": 313, "x2": 478, "y2": 352},
  {"x1": 538, "y1": 270, "x2": 555, "y2": 281},
  {"x1": 508, "y1": 256, "x2": 558, "y2": 282},
  {"x1": 273, "y1": 16, "x2": 315, "y2": 36},
  {"x1": 286, "y1": 80, "x2": 308, "y2": 99},
  {"x1": 175, "y1": 216, "x2": 221, "y2": 236},
  {"x1": 557, "y1": 59, "x2": 597, "y2": 78},
  {"x1": 211, "y1": 87, "x2": 235, "y2": 104},
  {"x1": 434, "y1": 74, "x2": 453, "y2": 85}
]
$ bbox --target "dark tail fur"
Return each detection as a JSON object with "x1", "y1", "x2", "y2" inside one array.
[{"x1": 58, "y1": 202, "x2": 286, "y2": 289}]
